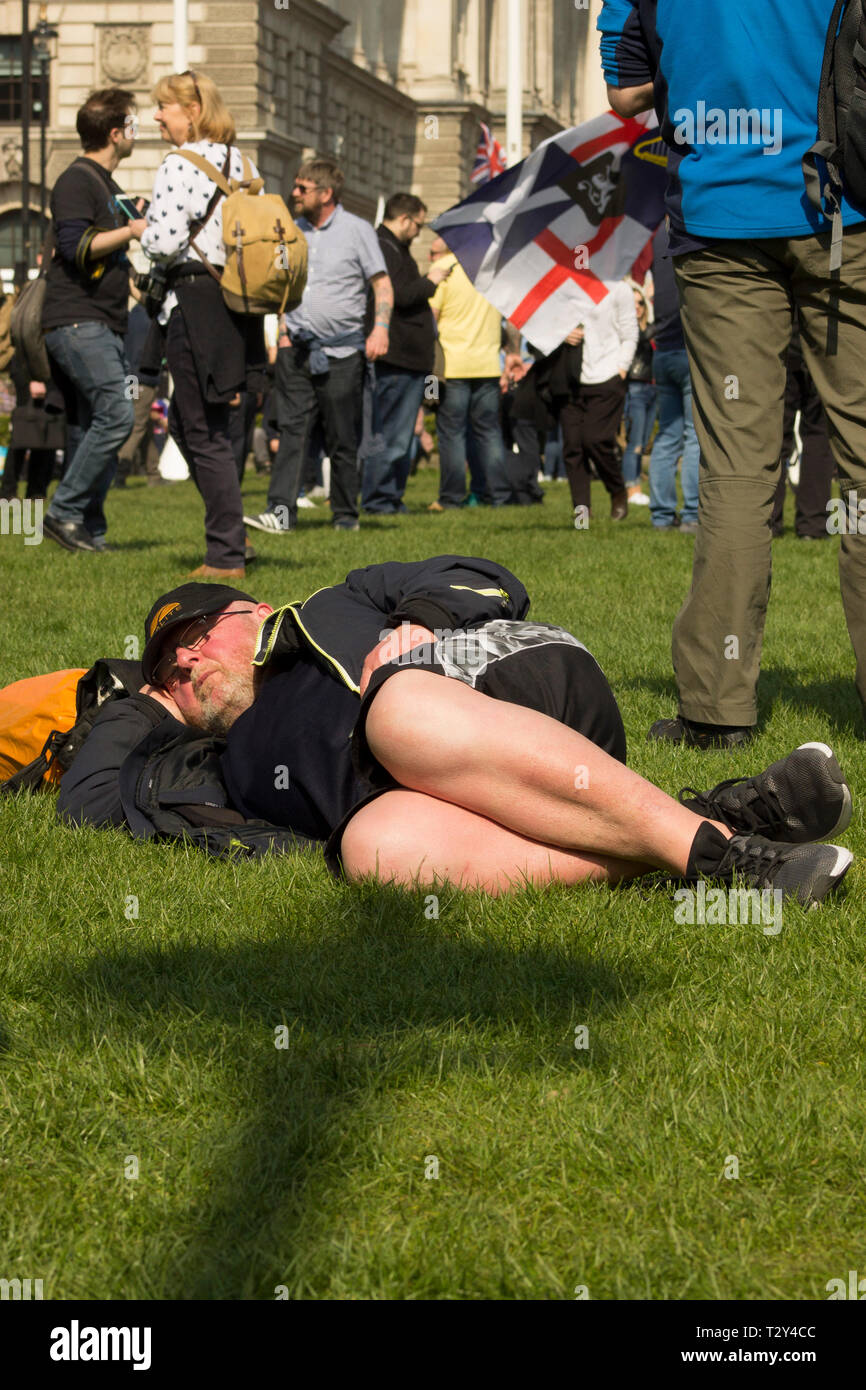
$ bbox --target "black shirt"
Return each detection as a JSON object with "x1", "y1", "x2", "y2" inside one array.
[
  {"x1": 221, "y1": 658, "x2": 369, "y2": 841},
  {"x1": 42, "y1": 157, "x2": 131, "y2": 336},
  {"x1": 369, "y1": 225, "x2": 437, "y2": 374}
]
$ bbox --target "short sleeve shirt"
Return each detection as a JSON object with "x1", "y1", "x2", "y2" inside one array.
[
  {"x1": 430, "y1": 255, "x2": 503, "y2": 377},
  {"x1": 42, "y1": 157, "x2": 131, "y2": 335},
  {"x1": 284, "y1": 204, "x2": 387, "y2": 358}
]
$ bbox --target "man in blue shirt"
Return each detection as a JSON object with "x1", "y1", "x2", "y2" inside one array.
[
  {"x1": 244, "y1": 158, "x2": 393, "y2": 533},
  {"x1": 599, "y1": 1, "x2": 866, "y2": 745}
]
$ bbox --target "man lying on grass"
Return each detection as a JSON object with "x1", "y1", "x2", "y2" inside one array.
[{"x1": 58, "y1": 555, "x2": 854, "y2": 905}]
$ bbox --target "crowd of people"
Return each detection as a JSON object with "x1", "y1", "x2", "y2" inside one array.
[
  {"x1": 5, "y1": 71, "x2": 838, "y2": 573},
  {"x1": 1, "y1": 0, "x2": 863, "y2": 913}
]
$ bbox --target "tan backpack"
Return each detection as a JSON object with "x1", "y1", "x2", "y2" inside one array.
[
  {"x1": 176, "y1": 150, "x2": 307, "y2": 315},
  {"x1": 0, "y1": 291, "x2": 15, "y2": 372}
]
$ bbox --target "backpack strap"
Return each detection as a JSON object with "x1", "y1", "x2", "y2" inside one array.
[
  {"x1": 176, "y1": 145, "x2": 234, "y2": 286},
  {"x1": 173, "y1": 149, "x2": 232, "y2": 196},
  {"x1": 0, "y1": 728, "x2": 67, "y2": 796},
  {"x1": 238, "y1": 154, "x2": 264, "y2": 196},
  {"x1": 802, "y1": 0, "x2": 849, "y2": 273}
]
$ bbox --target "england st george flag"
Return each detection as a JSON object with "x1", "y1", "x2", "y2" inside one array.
[{"x1": 433, "y1": 109, "x2": 667, "y2": 354}]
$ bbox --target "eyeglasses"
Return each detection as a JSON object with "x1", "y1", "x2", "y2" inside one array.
[
  {"x1": 293, "y1": 180, "x2": 321, "y2": 193},
  {"x1": 154, "y1": 609, "x2": 256, "y2": 689}
]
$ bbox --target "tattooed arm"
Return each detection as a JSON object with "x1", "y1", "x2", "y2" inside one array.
[{"x1": 365, "y1": 271, "x2": 393, "y2": 361}]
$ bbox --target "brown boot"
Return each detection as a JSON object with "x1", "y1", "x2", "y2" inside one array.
[
  {"x1": 610, "y1": 489, "x2": 629, "y2": 521},
  {"x1": 187, "y1": 564, "x2": 246, "y2": 580}
]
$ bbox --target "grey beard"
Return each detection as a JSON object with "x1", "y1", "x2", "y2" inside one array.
[{"x1": 189, "y1": 666, "x2": 255, "y2": 736}]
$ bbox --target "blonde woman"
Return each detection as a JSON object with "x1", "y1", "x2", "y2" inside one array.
[
  {"x1": 622, "y1": 280, "x2": 655, "y2": 505},
  {"x1": 139, "y1": 70, "x2": 265, "y2": 579}
]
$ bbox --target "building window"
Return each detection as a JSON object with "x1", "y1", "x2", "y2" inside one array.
[
  {"x1": 0, "y1": 36, "x2": 46, "y2": 123},
  {"x1": 0, "y1": 210, "x2": 49, "y2": 280}
]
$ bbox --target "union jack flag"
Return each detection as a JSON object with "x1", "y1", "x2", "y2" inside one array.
[
  {"x1": 471, "y1": 121, "x2": 507, "y2": 186},
  {"x1": 435, "y1": 110, "x2": 667, "y2": 354}
]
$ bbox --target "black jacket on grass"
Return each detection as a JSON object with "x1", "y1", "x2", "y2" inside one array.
[
  {"x1": 57, "y1": 555, "x2": 530, "y2": 844},
  {"x1": 253, "y1": 555, "x2": 529, "y2": 693}
]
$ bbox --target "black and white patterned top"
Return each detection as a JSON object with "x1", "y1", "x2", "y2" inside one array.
[{"x1": 140, "y1": 139, "x2": 263, "y2": 323}]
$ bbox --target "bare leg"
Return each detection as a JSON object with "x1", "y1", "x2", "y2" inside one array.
[
  {"x1": 341, "y1": 790, "x2": 655, "y2": 892},
  {"x1": 363, "y1": 671, "x2": 730, "y2": 877}
]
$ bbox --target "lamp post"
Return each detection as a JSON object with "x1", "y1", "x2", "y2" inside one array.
[
  {"x1": 32, "y1": 7, "x2": 58, "y2": 228},
  {"x1": 21, "y1": 0, "x2": 31, "y2": 271},
  {"x1": 505, "y1": 0, "x2": 522, "y2": 168}
]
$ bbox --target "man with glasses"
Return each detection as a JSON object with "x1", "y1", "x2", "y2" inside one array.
[
  {"x1": 360, "y1": 193, "x2": 453, "y2": 514},
  {"x1": 244, "y1": 157, "x2": 393, "y2": 534},
  {"x1": 58, "y1": 567, "x2": 854, "y2": 908},
  {"x1": 41, "y1": 88, "x2": 147, "y2": 552}
]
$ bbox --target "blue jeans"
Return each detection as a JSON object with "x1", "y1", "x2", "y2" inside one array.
[
  {"x1": 622, "y1": 380, "x2": 657, "y2": 485},
  {"x1": 543, "y1": 424, "x2": 565, "y2": 480},
  {"x1": 361, "y1": 364, "x2": 427, "y2": 512},
  {"x1": 437, "y1": 377, "x2": 509, "y2": 506},
  {"x1": 649, "y1": 349, "x2": 700, "y2": 526},
  {"x1": 45, "y1": 321, "x2": 133, "y2": 535}
]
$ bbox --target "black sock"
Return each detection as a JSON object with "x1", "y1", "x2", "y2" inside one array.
[{"x1": 685, "y1": 821, "x2": 732, "y2": 880}]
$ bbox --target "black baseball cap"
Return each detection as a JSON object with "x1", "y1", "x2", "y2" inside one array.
[{"x1": 142, "y1": 582, "x2": 258, "y2": 685}]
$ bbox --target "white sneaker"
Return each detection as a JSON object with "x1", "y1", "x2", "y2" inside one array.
[
  {"x1": 629, "y1": 490, "x2": 651, "y2": 506},
  {"x1": 297, "y1": 496, "x2": 317, "y2": 509},
  {"x1": 307, "y1": 485, "x2": 329, "y2": 499},
  {"x1": 243, "y1": 509, "x2": 294, "y2": 533}
]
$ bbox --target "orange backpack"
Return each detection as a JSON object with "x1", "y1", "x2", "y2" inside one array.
[
  {"x1": 0, "y1": 669, "x2": 85, "y2": 787},
  {"x1": 0, "y1": 660, "x2": 143, "y2": 794}
]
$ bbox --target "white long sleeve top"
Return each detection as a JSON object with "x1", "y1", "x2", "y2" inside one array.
[
  {"x1": 140, "y1": 139, "x2": 262, "y2": 324},
  {"x1": 579, "y1": 280, "x2": 640, "y2": 385}
]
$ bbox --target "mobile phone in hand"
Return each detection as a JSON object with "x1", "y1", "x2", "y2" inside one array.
[{"x1": 114, "y1": 194, "x2": 149, "y2": 221}]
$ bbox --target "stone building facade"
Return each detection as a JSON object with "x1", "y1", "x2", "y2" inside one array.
[{"x1": 1, "y1": 0, "x2": 607, "y2": 284}]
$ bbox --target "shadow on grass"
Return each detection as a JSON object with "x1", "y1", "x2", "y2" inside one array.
[
  {"x1": 617, "y1": 667, "x2": 863, "y2": 740},
  {"x1": 45, "y1": 887, "x2": 658, "y2": 1298}
]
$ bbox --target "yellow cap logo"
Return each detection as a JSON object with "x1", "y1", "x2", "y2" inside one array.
[{"x1": 149, "y1": 602, "x2": 182, "y2": 638}]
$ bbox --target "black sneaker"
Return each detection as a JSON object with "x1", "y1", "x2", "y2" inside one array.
[
  {"x1": 688, "y1": 823, "x2": 852, "y2": 907},
  {"x1": 680, "y1": 742, "x2": 852, "y2": 844},
  {"x1": 649, "y1": 715, "x2": 753, "y2": 749},
  {"x1": 42, "y1": 515, "x2": 99, "y2": 552}
]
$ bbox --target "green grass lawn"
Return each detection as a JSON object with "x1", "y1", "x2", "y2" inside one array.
[{"x1": 2, "y1": 466, "x2": 865, "y2": 1301}]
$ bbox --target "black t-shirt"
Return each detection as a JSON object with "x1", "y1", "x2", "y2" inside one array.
[
  {"x1": 221, "y1": 658, "x2": 369, "y2": 842},
  {"x1": 42, "y1": 157, "x2": 131, "y2": 336}
]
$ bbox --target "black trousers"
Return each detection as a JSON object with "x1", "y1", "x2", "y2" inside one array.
[
  {"x1": 267, "y1": 346, "x2": 364, "y2": 526},
  {"x1": 165, "y1": 308, "x2": 246, "y2": 570},
  {"x1": 770, "y1": 348, "x2": 836, "y2": 539},
  {"x1": 0, "y1": 448, "x2": 55, "y2": 499},
  {"x1": 228, "y1": 388, "x2": 259, "y2": 482},
  {"x1": 506, "y1": 419, "x2": 545, "y2": 504},
  {"x1": 559, "y1": 377, "x2": 628, "y2": 511}
]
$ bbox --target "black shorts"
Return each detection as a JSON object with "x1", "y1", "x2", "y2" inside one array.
[{"x1": 323, "y1": 620, "x2": 626, "y2": 877}]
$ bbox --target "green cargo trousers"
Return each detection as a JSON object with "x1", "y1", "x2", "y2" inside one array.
[{"x1": 672, "y1": 221, "x2": 866, "y2": 726}]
